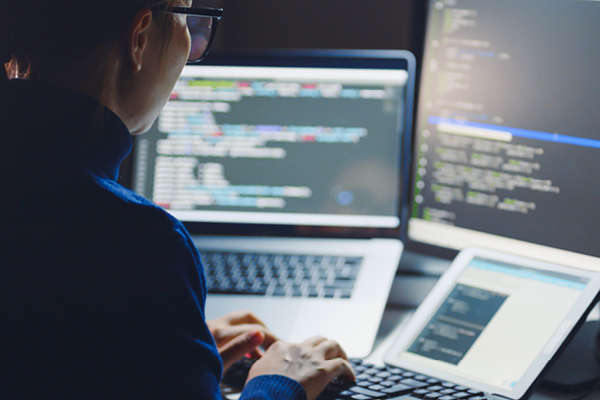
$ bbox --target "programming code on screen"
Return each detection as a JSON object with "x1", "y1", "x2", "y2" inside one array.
[
  {"x1": 133, "y1": 67, "x2": 407, "y2": 226},
  {"x1": 411, "y1": 0, "x2": 600, "y2": 257},
  {"x1": 408, "y1": 284, "x2": 507, "y2": 365}
]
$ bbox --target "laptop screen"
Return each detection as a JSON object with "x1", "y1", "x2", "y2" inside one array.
[{"x1": 131, "y1": 53, "x2": 412, "y2": 228}]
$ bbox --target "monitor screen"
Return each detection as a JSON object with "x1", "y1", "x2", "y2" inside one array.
[
  {"x1": 409, "y1": 0, "x2": 600, "y2": 269},
  {"x1": 132, "y1": 61, "x2": 410, "y2": 228}
]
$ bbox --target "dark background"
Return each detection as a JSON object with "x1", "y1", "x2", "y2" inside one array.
[{"x1": 211, "y1": 1, "x2": 426, "y2": 57}]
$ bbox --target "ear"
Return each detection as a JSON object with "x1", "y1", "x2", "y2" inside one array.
[{"x1": 128, "y1": 9, "x2": 154, "y2": 73}]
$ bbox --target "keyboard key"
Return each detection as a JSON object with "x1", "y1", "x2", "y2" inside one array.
[
  {"x1": 415, "y1": 375, "x2": 428, "y2": 381},
  {"x1": 350, "y1": 395, "x2": 371, "y2": 400},
  {"x1": 454, "y1": 386, "x2": 468, "y2": 391},
  {"x1": 442, "y1": 382, "x2": 455, "y2": 388},
  {"x1": 427, "y1": 386, "x2": 443, "y2": 391},
  {"x1": 345, "y1": 257, "x2": 363, "y2": 265},
  {"x1": 439, "y1": 389, "x2": 455, "y2": 395},
  {"x1": 467, "y1": 390, "x2": 482, "y2": 395},
  {"x1": 427, "y1": 378, "x2": 440, "y2": 384},
  {"x1": 323, "y1": 256, "x2": 338, "y2": 265},
  {"x1": 453, "y1": 393, "x2": 469, "y2": 398},
  {"x1": 400, "y1": 379, "x2": 429, "y2": 388},
  {"x1": 438, "y1": 396, "x2": 456, "y2": 400},
  {"x1": 292, "y1": 288, "x2": 304, "y2": 297},
  {"x1": 381, "y1": 384, "x2": 413, "y2": 395},
  {"x1": 402, "y1": 372, "x2": 415, "y2": 377},
  {"x1": 349, "y1": 386, "x2": 386, "y2": 398},
  {"x1": 424, "y1": 394, "x2": 443, "y2": 399},
  {"x1": 368, "y1": 384, "x2": 385, "y2": 391},
  {"x1": 272, "y1": 286, "x2": 287, "y2": 296},
  {"x1": 380, "y1": 381, "x2": 395, "y2": 387},
  {"x1": 336, "y1": 271, "x2": 357, "y2": 280}
]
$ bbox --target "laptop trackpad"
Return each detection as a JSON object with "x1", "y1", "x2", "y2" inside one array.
[{"x1": 205, "y1": 295, "x2": 300, "y2": 340}]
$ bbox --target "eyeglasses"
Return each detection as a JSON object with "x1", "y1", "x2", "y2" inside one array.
[{"x1": 154, "y1": 6, "x2": 223, "y2": 64}]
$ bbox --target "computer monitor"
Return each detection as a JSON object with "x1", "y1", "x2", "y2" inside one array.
[
  {"x1": 131, "y1": 51, "x2": 415, "y2": 233},
  {"x1": 408, "y1": 0, "x2": 600, "y2": 270}
]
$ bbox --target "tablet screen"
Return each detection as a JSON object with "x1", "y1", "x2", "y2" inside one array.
[{"x1": 389, "y1": 253, "x2": 598, "y2": 398}]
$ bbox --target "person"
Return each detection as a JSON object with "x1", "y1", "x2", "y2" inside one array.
[{"x1": 0, "y1": 1, "x2": 355, "y2": 399}]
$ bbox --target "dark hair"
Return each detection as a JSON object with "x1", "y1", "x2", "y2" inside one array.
[{"x1": 1, "y1": 0, "x2": 172, "y2": 82}]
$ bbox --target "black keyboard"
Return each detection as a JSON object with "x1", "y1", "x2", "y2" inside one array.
[
  {"x1": 223, "y1": 358, "x2": 488, "y2": 400},
  {"x1": 200, "y1": 251, "x2": 363, "y2": 299}
]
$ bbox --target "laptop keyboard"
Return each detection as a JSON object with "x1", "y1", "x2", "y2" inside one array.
[
  {"x1": 223, "y1": 358, "x2": 487, "y2": 400},
  {"x1": 200, "y1": 251, "x2": 363, "y2": 299}
]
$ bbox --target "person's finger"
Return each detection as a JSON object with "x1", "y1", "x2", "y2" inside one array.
[
  {"x1": 228, "y1": 311, "x2": 268, "y2": 327},
  {"x1": 303, "y1": 335, "x2": 329, "y2": 347},
  {"x1": 259, "y1": 329, "x2": 278, "y2": 349},
  {"x1": 323, "y1": 358, "x2": 356, "y2": 382},
  {"x1": 250, "y1": 348, "x2": 263, "y2": 359},
  {"x1": 224, "y1": 312, "x2": 280, "y2": 347},
  {"x1": 315, "y1": 340, "x2": 349, "y2": 361},
  {"x1": 219, "y1": 331, "x2": 265, "y2": 371},
  {"x1": 215, "y1": 324, "x2": 278, "y2": 348}
]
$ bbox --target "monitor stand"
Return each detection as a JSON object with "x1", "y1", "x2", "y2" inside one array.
[{"x1": 541, "y1": 319, "x2": 600, "y2": 391}]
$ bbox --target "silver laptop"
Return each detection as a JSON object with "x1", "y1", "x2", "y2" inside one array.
[{"x1": 129, "y1": 50, "x2": 416, "y2": 357}]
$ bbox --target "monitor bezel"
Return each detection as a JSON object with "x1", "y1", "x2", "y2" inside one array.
[{"x1": 124, "y1": 49, "x2": 416, "y2": 239}]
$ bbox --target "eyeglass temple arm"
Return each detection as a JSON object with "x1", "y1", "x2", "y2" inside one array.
[{"x1": 166, "y1": 6, "x2": 224, "y2": 18}]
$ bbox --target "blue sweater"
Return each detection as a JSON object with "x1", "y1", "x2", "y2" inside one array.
[{"x1": 0, "y1": 79, "x2": 306, "y2": 400}]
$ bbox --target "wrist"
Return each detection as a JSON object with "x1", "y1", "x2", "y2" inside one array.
[{"x1": 243, "y1": 375, "x2": 306, "y2": 400}]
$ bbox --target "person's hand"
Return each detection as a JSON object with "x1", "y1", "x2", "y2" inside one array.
[
  {"x1": 246, "y1": 336, "x2": 356, "y2": 400},
  {"x1": 207, "y1": 311, "x2": 278, "y2": 371}
]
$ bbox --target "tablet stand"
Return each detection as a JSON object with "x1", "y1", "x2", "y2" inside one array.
[{"x1": 541, "y1": 305, "x2": 600, "y2": 392}]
